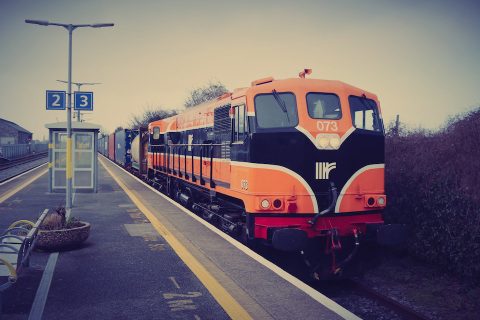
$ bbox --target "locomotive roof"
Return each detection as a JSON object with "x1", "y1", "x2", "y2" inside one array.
[{"x1": 148, "y1": 77, "x2": 378, "y2": 131}]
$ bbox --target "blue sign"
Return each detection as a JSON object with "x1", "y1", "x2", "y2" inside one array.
[
  {"x1": 74, "y1": 91, "x2": 93, "y2": 111},
  {"x1": 46, "y1": 90, "x2": 66, "y2": 110}
]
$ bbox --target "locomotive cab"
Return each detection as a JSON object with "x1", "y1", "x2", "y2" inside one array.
[
  {"x1": 242, "y1": 76, "x2": 388, "y2": 262},
  {"x1": 245, "y1": 77, "x2": 386, "y2": 214}
]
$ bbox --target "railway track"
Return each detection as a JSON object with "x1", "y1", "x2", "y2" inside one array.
[
  {"x1": 0, "y1": 153, "x2": 48, "y2": 184},
  {"x1": 310, "y1": 278, "x2": 432, "y2": 320},
  {"x1": 348, "y1": 279, "x2": 431, "y2": 320},
  {"x1": 0, "y1": 152, "x2": 47, "y2": 171}
]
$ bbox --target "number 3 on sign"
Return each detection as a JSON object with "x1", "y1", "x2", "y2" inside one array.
[
  {"x1": 74, "y1": 91, "x2": 93, "y2": 111},
  {"x1": 79, "y1": 95, "x2": 88, "y2": 107}
]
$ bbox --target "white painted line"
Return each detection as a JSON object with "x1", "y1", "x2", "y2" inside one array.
[
  {"x1": 100, "y1": 155, "x2": 360, "y2": 320},
  {"x1": 169, "y1": 276, "x2": 181, "y2": 289},
  {"x1": 0, "y1": 169, "x2": 47, "y2": 204},
  {"x1": 28, "y1": 252, "x2": 59, "y2": 320},
  {"x1": 0, "y1": 162, "x2": 48, "y2": 186}
]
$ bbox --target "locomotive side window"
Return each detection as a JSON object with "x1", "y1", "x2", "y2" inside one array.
[
  {"x1": 153, "y1": 127, "x2": 160, "y2": 140},
  {"x1": 254, "y1": 92, "x2": 298, "y2": 128},
  {"x1": 307, "y1": 93, "x2": 341, "y2": 119},
  {"x1": 150, "y1": 127, "x2": 164, "y2": 145},
  {"x1": 232, "y1": 104, "x2": 247, "y2": 142},
  {"x1": 349, "y1": 96, "x2": 384, "y2": 132}
]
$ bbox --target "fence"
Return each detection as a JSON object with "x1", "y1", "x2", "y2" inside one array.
[{"x1": 0, "y1": 143, "x2": 48, "y2": 160}]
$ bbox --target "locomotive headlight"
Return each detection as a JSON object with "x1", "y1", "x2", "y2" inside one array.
[
  {"x1": 318, "y1": 137, "x2": 329, "y2": 148},
  {"x1": 261, "y1": 199, "x2": 270, "y2": 209},
  {"x1": 377, "y1": 197, "x2": 386, "y2": 206},
  {"x1": 329, "y1": 136, "x2": 341, "y2": 149},
  {"x1": 316, "y1": 134, "x2": 341, "y2": 150}
]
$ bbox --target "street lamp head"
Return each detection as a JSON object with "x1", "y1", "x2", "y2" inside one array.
[
  {"x1": 25, "y1": 19, "x2": 50, "y2": 26},
  {"x1": 91, "y1": 23, "x2": 114, "y2": 28}
]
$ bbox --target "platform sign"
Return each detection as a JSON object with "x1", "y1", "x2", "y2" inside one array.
[
  {"x1": 46, "y1": 90, "x2": 66, "y2": 110},
  {"x1": 74, "y1": 91, "x2": 93, "y2": 111}
]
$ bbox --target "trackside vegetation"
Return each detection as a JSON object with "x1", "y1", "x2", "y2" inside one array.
[{"x1": 384, "y1": 107, "x2": 480, "y2": 283}]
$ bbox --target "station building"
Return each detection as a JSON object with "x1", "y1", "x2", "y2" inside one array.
[{"x1": 0, "y1": 118, "x2": 32, "y2": 145}]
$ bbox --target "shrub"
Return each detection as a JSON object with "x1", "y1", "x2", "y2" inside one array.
[
  {"x1": 40, "y1": 206, "x2": 83, "y2": 230},
  {"x1": 384, "y1": 108, "x2": 480, "y2": 282}
]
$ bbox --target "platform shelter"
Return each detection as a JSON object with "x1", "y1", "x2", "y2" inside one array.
[{"x1": 45, "y1": 122, "x2": 100, "y2": 193}]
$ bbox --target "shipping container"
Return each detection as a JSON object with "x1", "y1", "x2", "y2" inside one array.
[
  {"x1": 98, "y1": 136, "x2": 106, "y2": 155},
  {"x1": 32, "y1": 142, "x2": 48, "y2": 154},
  {"x1": 131, "y1": 127, "x2": 148, "y2": 174},
  {"x1": 108, "y1": 133, "x2": 115, "y2": 161},
  {"x1": 0, "y1": 144, "x2": 30, "y2": 160},
  {"x1": 114, "y1": 129, "x2": 134, "y2": 167},
  {"x1": 104, "y1": 136, "x2": 108, "y2": 156}
]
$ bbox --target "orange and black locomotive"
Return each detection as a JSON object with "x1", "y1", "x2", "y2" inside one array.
[{"x1": 129, "y1": 70, "x2": 401, "y2": 278}]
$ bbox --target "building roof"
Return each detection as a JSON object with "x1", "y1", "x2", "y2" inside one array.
[
  {"x1": 45, "y1": 121, "x2": 101, "y2": 130},
  {"x1": 0, "y1": 118, "x2": 32, "y2": 134}
]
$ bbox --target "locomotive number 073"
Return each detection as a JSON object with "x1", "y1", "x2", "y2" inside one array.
[{"x1": 316, "y1": 121, "x2": 338, "y2": 131}]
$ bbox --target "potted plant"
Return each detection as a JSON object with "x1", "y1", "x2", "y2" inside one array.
[{"x1": 36, "y1": 206, "x2": 91, "y2": 251}]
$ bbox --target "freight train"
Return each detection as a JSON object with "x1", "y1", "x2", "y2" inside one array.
[{"x1": 99, "y1": 70, "x2": 402, "y2": 279}]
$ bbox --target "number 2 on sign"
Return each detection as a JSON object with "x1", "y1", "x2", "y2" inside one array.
[
  {"x1": 316, "y1": 121, "x2": 338, "y2": 131},
  {"x1": 52, "y1": 94, "x2": 61, "y2": 107}
]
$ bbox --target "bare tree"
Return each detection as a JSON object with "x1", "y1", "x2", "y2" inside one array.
[
  {"x1": 99, "y1": 129, "x2": 109, "y2": 138},
  {"x1": 184, "y1": 81, "x2": 229, "y2": 108},
  {"x1": 129, "y1": 107, "x2": 177, "y2": 128}
]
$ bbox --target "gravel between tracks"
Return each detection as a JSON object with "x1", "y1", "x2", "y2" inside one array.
[{"x1": 351, "y1": 251, "x2": 480, "y2": 320}]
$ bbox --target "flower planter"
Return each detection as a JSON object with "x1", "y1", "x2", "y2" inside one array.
[{"x1": 36, "y1": 221, "x2": 91, "y2": 251}]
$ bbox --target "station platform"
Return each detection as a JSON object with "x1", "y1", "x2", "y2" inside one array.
[{"x1": 0, "y1": 156, "x2": 359, "y2": 320}]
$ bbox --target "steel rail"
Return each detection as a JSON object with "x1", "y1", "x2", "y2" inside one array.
[
  {"x1": 0, "y1": 153, "x2": 47, "y2": 171},
  {"x1": 347, "y1": 279, "x2": 432, "y2": 320}
]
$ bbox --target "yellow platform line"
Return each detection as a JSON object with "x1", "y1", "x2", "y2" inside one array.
[
  {"x1": 100, "y1": 158, "x2": 252, "y2": 320},
  {"x1": 0, "y1": 169, "x2": 47, "y2": 204}
]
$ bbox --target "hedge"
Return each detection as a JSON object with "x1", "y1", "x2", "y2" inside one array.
[{"x1": 384, "y1": 108, "x2": 480, "y2": 282}]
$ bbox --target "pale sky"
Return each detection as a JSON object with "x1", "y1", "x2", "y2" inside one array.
[{"x1": 1, "y1": 0, "x2": 479, "y2": 140}]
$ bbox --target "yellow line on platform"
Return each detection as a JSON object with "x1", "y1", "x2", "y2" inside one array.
[
  {"x1": 0, "y1": 169, "x2": 47, "y2": 204},
  {"x1": 100, "y1": 158, "x2": 253, "y2": 320}
]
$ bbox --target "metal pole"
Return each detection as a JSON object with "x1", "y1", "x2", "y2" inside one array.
[
  {"x1": 25, "y1": 19, "x2": 113, "y2": 214},
  {"x1": 76, "y1": 83, "x2": 82, "y2": 122},
  {"x1": 66, "y1": 25, "x2": 73, "y2": 211}
]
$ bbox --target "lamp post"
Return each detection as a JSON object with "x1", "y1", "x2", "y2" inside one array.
[
  {"x1": 56, "y1": 80, "x2": 102, "y2": 122},
  {"x1": 26, "y1": 19, "x2": 113, "y2": 213}
]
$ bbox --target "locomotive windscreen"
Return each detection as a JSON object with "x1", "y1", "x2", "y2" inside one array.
[{"x1": 254, "y1": 92, "x2": 299, "y2": 128}]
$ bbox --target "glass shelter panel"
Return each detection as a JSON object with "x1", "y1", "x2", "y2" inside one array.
[
  {"x1": 54, "y1": 171, "x2": 66, "y2": 187},
  {"x1": 75, "y1": 133, "x2": 93, "y2": 150},
  {"x1": 74, "y1": 171, "x2": 92, "y2": 188},
  {"x1": 75, "y1": 151, "x2": 92, "y2": 169},
  {"x1": 55, "y1": 132, "x2": 67, "y2": 149}
]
